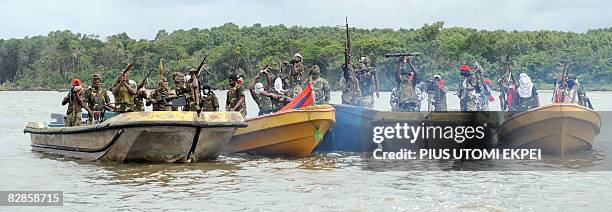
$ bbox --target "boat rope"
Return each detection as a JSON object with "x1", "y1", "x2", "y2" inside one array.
[{"x1": 306, "y1": 106, "x2": 322, "y2": 142}]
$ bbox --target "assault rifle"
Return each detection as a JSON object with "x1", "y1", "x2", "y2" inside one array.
[
  {"x1": 137, "y1": 68, "x2": 156, "y2": 89},
  {"x1": 343, "y1": 17, "x2": 352, "y2": 69},
  {"x1": 112, "y1": 63, "x2": 134, "y2": 87},
  {"x1": 147, "y1": 95, "x2": 188, "y2": 108},
  {"x1": 190, "y1": 55, "x2": 209, "y2": 114}
]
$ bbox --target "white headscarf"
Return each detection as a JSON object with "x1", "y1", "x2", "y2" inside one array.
[
  {"x1": 254, "y1": 83, "x2": 264, "y2": 95},
  {"x1": 518, "y1": 73, "x2": 533, "y2": 98},
  {"x1": 274, "y1": 77, "x2": 284, "y2": 92}
]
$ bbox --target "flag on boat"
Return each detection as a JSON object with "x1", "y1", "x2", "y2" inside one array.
[{"x1": 280, "y1": 82, "x2": 314, "y2": 111}]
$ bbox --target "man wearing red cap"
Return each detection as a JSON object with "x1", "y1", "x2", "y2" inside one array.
[
  {"x1": 62, "y1": 79, "x2": 93, "y2": 127},
  {"x1": 458, "y1": 64, "x2": 480, "y2": 111}
]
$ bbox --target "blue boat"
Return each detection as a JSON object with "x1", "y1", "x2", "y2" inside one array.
[{"x1": 315, "y1": 104, "x2": 378, "y2": 152}]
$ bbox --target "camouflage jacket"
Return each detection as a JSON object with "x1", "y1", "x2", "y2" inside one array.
[
  {"x1": 83, "y1": 87, "x2": 110, "y2": 113},
  {"x1": 201, "y1": 92, "x2": 219, "y2": 112},
  {"x1": 227, "y1": 84, "x2": 247, "y2": 116},
  {"x1": 356, "y1": 64, "x2": 376, "y2": 97},
  {"x1": 311, "y1": 77, "x2": 331, "y2": 104},
  {"x1": 397, "y1": 75, "x2": 417, "y2": 104}
]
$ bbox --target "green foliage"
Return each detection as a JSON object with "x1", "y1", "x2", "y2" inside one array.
[{"x1": 1, "y1": 23, "x2": 611, "y2": 91}]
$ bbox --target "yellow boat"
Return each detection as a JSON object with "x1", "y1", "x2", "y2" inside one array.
[
  {"x1": 24, "y1": 111, "x2": 246, "y2": 163},
  {"x1": 226, "y1": 105, "x2": 336, "y2": 157},
  {"x1": 499, "y1": 103, "x2": 601, "y2": 154}
]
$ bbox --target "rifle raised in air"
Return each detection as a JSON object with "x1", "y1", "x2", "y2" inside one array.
[
  {"x1": 343, "y1": 17, "x2": 352, "y2": 68},
  {"x1": 138, "y1": 68, "x2": 156, "y2": 89}
]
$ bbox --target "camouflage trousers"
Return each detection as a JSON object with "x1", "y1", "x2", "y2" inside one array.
[
  {"x1": 461, "y1": 94, "x2": 477, "y2": 112},
  {"x1": 64, "y1": 112, "x2": 81, "y2": 127},
  {"x1": 361, "y1": 95, "x2": 374, "y2": 108}
]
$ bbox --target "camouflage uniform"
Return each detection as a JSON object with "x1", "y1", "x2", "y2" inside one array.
[
  {"x1": 271, "y1": 89, "x2": 289, "y2": 112},
  {"x1": 458, "y1": 75, "x2": 479, "y2": 112},
  {"x1": 341, "y1": 65, "x2": 362, "y2": 106},
  {"x1": 201, "y1": 91, "x2": 219, "y2": 112},
  {"x1": 288, "y1": 54, "x2": 304, "y2": 97},
  {"x1": 310, "y1": 65, "x2": 331, "y2": 105},
  {"x1": 174, "y1": 83, "x2": 193, "y2": 111},
  {"x1": 148, "y1": 86, "x2": 172, "y2": 111},
  {"x1": 133, "y1": 90, "x2": 146, "y2": 112},
  {"x1": 476, "y1": 83, "x2": 493, "y2": 111},
  {"x1": 251, "y1": 90, "x2": 273, "y2": 115},
  {"x1": 64, "y1": 90, "x2": 84, "y2": 127},
  {"x1": 356, "y1": 62, "x2": 377, "y2": 108},
  {"x1": 396, "y1": 75, "x2": 418, "y2": 112},
  {"x1": 83, "y1": 86, "x2": 110, "y2": 124},
  {"x1": 114, "y1": 84, "x2": 134, "y2": 113},
  {"x1": 227, "y1": 84, "x2": 247, "y2": 117}
]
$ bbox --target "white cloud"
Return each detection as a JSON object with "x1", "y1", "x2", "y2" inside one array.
[{"x1": 1, "y1": 0, "x2": 610, "y2": 39}]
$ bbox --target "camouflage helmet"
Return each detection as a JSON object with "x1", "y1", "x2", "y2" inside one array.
[
  {"x1": 293, "y1": 53, "x2": 303, "y2": 60},
  {"x1": 92, "y1": 74, "x2": 101, "y2": 81}
]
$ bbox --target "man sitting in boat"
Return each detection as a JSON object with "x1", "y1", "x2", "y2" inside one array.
[
  {"x1": 83, "y1": 74, "x2": 112, "y2": 125},
  {"x1": 248, "y1": 69, "x2": 275, "y2": 116},
  {"x1": 227, "y1": 74, "x2": 247, "y2": 117},
  {"x1": 200, "y1": 84, "x2": 219, "y2": 112},
  {"x1": 111, "y1": 73, "x2": 137, "y2": 114},
  {"x1": 395, "y1": 56, "x2": 419, "y2": 112},
  {"x1": 62, "y1": 79, "x2": 93, "y2": 127},
  {"x1": 516, "y1": 73, "x2": 539, "y2": 112},
  {"x1": 309, "y1": 65, "x2": 331, "y2": 105}
]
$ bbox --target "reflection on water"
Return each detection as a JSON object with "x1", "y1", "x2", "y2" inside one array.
[{"x1": 1, "y1": 91, "x2": 612, "y2": 211}]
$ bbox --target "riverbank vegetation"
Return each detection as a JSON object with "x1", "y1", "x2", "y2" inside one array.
[{"x1": 1, "y1": 22, "x2": 610, "y2": 91}]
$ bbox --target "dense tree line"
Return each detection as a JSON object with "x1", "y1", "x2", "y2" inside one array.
[{"x1": 0, "y1": 22, "x2": 610, "y2": 91}]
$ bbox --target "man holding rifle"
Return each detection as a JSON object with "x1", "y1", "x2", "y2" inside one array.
[
  {"x1": 111, "y1": 64, "x2": 136, "y2": 113},
  {"x1": 83, "y1": 74, "x2": 112, "y2": 124}
]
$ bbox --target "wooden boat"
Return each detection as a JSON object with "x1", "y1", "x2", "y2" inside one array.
[
  {"x1": 24, "y1": 111, "x2": 247, "y2": 163},
  {"x1": 226, "y1": 105, "x2": 336, "y2": 157},
  {"x1": 499, "y1": 103, "x2": 601, "y2": 154},
  {"x1": 316, "y1": 104, "x2": 378, "y2": 152}
]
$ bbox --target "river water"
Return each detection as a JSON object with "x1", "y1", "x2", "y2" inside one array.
[{"x1": 1, "y1": 91, "x2": 612, "y2": 211}]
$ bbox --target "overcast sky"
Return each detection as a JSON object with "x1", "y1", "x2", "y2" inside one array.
[{"x1": 2, "y1": 0, "x2": 610, "y2": 40}]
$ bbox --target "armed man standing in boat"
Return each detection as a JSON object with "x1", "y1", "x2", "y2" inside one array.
[
  {"x1": 340, "y1": 17, "x2": 362, "y2": 106},
  {"x1": 227, "y1": 73, "x2": 247, "y2": 117},
  {"x1": 112, "y1": 66, "x2": 137, "y2": 114},
  {"x1": 309, "y1": 65, "x2": 331, "y2": 104},
  {"x1": 131, "y1": 80, "x2": 148, "y2": 112},
  {"x1": 172, "y1": 72, "x2": 195, "y2": 111},
  {"x1": 356, "y1": 56, "x2": 380, "y2": 108},
  {"x1": 83, "y1": 74, "x2": 112, "y2": 124},
  {"x1": 147, "y1": 77, "x2": 174, "y2": 111},
  {"x1": 287, "y1": 53, "x2": 305, "y2": 98},
  {"x1": 62, "y1": 79, "x2": 93, "y2": 126},
  {"x1": 427, "y1": 75, "x2": 447, "y2": 112},
  {"x1": 200, "y1": 84, "x2": 219, "y2": 112},
  {"x1": 394, "y1": 56, "x2": 420, "y2": 111},
  {"x1": 516, "y1": 73, "x2": 539, "y2": 111},
  {"x1": 457, "y1": 64, "x2": 479, "y2": 111},
  {"x1": 476, "y1": 79, "x2": 495, "y2": 111}
]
